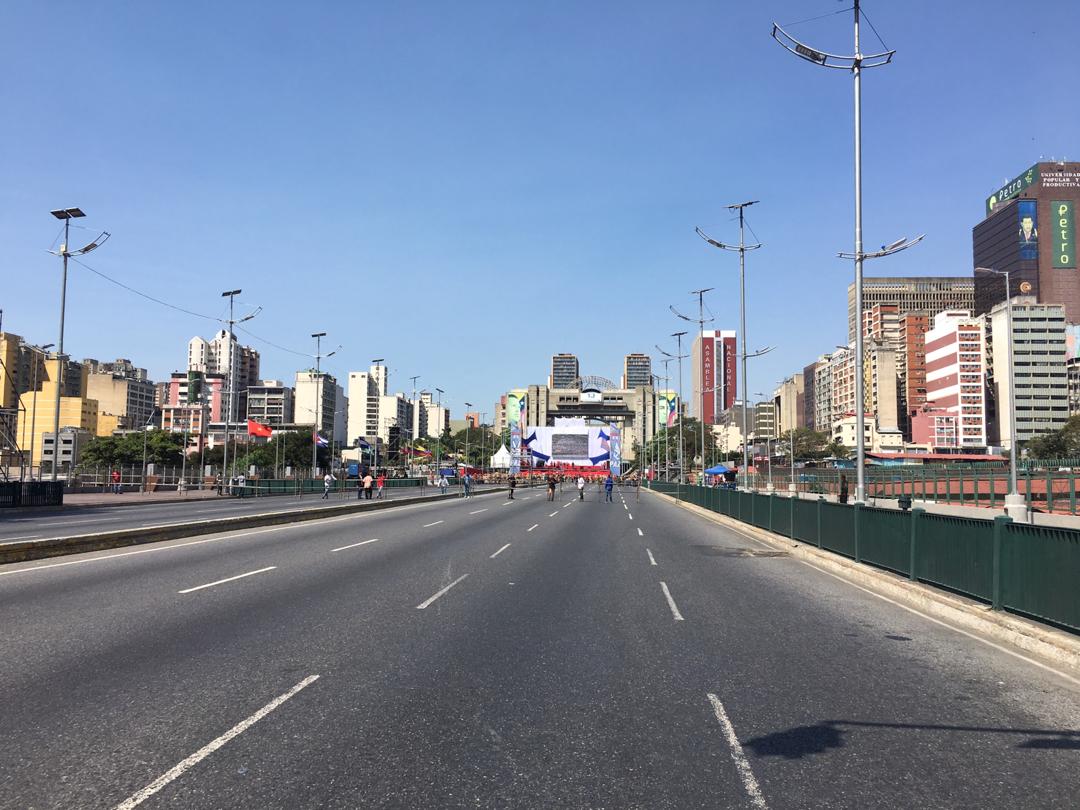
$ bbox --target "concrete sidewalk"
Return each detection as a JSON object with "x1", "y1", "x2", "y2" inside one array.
[{"x1": 63, "y1": 489, "x2": 222, "y2": 506}]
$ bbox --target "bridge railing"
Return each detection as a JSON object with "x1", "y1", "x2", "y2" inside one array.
[{"x1": 649, "y1": 482, "x2": 1080, "y2": 635}]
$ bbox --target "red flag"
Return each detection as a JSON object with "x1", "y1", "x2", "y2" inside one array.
[{"x1": 247, "y1": 419, "x2": 273, "y2": 438}]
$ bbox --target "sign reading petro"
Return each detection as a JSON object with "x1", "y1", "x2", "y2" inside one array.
[
  {"x1": 986, "y1": 164, "x2": 1039, "y2": 217},
  {"x1": 1053, "y1": 200, "x2": 1076, "y2": 269}
]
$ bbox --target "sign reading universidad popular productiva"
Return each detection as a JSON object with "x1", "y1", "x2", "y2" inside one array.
[{"x1": 1053, "y1": 201, "x2": 1076, "y2": 268}]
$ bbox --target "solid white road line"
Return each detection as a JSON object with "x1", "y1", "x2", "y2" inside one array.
[
  {"x1": 527, "y1": 524, "x2": 539, "y2": 532},
  {"x1": 416, "y1": 573, "x2": 470, "y2": 609},
  {"x1": 469, "y1": 509, "x2": 488, "y2": 514},
  {"x1": 490, "y1": 543, "x2": 511, "y2": 559},
  {"x1": 637, "y1": 528, "x2": 644, "y2": 537},
  {"x1": 178, "y1": 566, "x2": 276, "y2": 594},
  {"x1": 114, "y1": 675, "x2": 319, "y2": 810},
  {"x1": 628, "y1": 513, "x2": 633, "y2": 520},
  {"x1": 0, "y1": 534, "x2": 43, "y2": 541},
  {"x1": 646, "y1": 549, "x2": 657, "y2": 566},
  {"x1": 563, "y1": 502, "x2": 572, "y2": 508},
  {"x1": 423, "y1": 520, "x2": 444, "y2": 527},
  {"x1": 331, "y1": 538, "x2": 380, "y2": 552},
  {"x1": 706, "y1": 693, "x2": 768, "y2": 810},
  {"x1": 549, "y1": 511, "x2": 559, "y2": 517},
  {"x1": 659, "y1": 581, "x2": 684, "y2": 621}
]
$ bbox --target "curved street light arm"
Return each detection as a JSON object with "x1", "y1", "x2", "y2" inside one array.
[
  {"x1": 771, "y1": 23, "x2": 894, "y2": 70},
  {"x1": 838, "y1": 233, "x2": 925, "y2": 261}
]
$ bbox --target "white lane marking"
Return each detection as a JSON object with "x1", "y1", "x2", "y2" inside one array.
[
  {"x1": 501, "y1": 501, "x2": 514, "y2": 506},
  {"x1": 628, "y1": 513, "x2": 633, "y2": 521},
  {"x1": 0, "y1": 500, "x2": 451, "y2": 578},
  {"x1": 660, "y1": 581, "x2": 684, "y2": 621},
  {"x1": 490, "y1": 543, "x2": 511, "y2": 559},
  {"x1": 706, "y1": 693, "x2": 768, "y2": 810},
  {"x1": 178, "y1": 566, "x2": 276, "y2": 594},
  {"x1": 637, "y1": 528, "x2": 644, "y2": 537},
  {"x1": 416, "y1": 573, "x2": 470, "y2": 609},
  {"x1": 0, "y1": 534, "x2": 43, "y2": 541},
  {"x1": 646, "y1": 549, "x2": 657, "y2": 566},
  {"x1": 114, "y1": 675, "x2": 319, "y2": 810},
  {"x1": 563, "y1": 502, "x2": 572, "y2": 508},
  {"x1": 527, "y1": 524, "x2": 539, "y2": 532},
  {"x1": 331, "y1": 538, "x2": 380, "y2": 552},
  {"x1": 623, "y1": 504, "x2": 628, "y2": 510},
  {"x1": 423, "y1": 520, "x2": 444, "y2": 527},
  {"x1": 469, "y1": 509, "x2": 488, "y2": 515},
  {"x1": 549, "y1": 511, "x2": 559, "y2": 517}
]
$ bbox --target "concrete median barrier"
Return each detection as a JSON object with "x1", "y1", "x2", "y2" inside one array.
[{"x1": 0, "y1": 487, "x2": 506, "y2": 565}]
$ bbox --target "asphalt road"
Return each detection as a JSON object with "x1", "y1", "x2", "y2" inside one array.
[
  {"x1": 0, "y1": 483, "x2": 505, "y2": 543},
  {"x1": 2, "y1": 485, "x2": 1079, "y2": 809}
]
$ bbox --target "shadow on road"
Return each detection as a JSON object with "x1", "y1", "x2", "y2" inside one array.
[{"x1": 743, "y1": 719, "x2": 1080, "y2": 759}]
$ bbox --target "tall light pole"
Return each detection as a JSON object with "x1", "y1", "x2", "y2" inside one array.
[
  {"x1": 370, "y1": 358, "x2": 385, "y2": 474},
  {"x1": 464, "y1": 402, "x2": 473, "y2": 483},
  {"x1": 435, "y1": 387, "x2": 445, "y2": 478},
  {"x1": 220, "y1": 289, "x2": 248, "y2": 485},
  {"x1": 672, "y1": 289, "x2": 714, "y2": 483},
  {"x1": 656, "y1": 336, "x2": 689, "y2": 485},
  {"x1": 697, "y1": 201, "x2": 761, "y2": 489},
  {"x1": 772, "y1": 6, "x2": 921, "y2": 502},
  {"x1": 26, "y1": 344, "x2": 53, "y2": 479},
  {"x1": 658, "y1": 360, "x2": 673, "y2": 480},
  {"x1": 779, "y1": 377, "x2": 798, "y2": 494},
  {"x1": 48, "y1": 208, "x2": 109, "y2": 481},
  {"x1": 980, "y1": 267, "x2": 1026, "y2": 520}
]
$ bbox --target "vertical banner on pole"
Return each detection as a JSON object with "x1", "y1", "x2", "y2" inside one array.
[
  {"x1": 507, "y1": 388, "x2": 526, "y2": 476},
  {"x1": 609, "y1": 423, "x2": 622, "y2": 477}
]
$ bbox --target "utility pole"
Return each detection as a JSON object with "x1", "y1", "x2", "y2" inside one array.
[
  {"x1": 221, "y1": 289, "x2": 243, "y2": 488},
  {"x1": 697, "y1": 202, "x2": 761, "y2": 490},
  {"x1": 311, "y1": 332, "x2": 327, "y2": 477}
]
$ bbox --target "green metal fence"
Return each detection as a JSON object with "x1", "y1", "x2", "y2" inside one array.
[{"x1": 649, "y1": 482, "x2": 1080, "y2": 635}]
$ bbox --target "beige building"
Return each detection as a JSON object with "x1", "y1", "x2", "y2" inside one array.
[
  {"x1": 832, "y1": 414, "x2": 903, "y2": 453},
  {"x1": 85, "y1": 372, "x2": 155, "y2": 431},
  {"x1": 773, "y1": 375, "x2": 805, "y2": 436},
  {"x1": 16, "y1": 358, "x2": 100, "y2": 468}
]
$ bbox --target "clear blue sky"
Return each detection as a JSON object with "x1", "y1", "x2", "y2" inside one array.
[{"x1": 3, "y1": 1, "x2": 1078, "y2": 417}]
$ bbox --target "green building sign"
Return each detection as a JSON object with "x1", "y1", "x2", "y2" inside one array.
[
  {"x1": 986, "y1": 164, "x2": 1039, "y2": 217},
  {"x1": 1053, "y1": 200, "x2": 1076, "y2": 269}
]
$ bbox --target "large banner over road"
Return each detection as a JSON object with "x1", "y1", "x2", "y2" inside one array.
[
  {"x1": 507, "y1": 389, "x2": 527, "y2": 475},
  {"x1": 522, "y1": 426, "x2": 613, "y2": 466}
]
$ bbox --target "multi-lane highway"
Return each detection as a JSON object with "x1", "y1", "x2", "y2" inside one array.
[{"x1": 2, "y1": 485, "x2": 1079, "y2": 809}]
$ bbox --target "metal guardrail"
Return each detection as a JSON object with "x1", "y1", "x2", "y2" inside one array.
[
  {"x1": 0, "y1": 482, "x2": 64, "y2": 508},
  {"x1": 650, "y1": 482, "x2": 1080, "y2": 635}
]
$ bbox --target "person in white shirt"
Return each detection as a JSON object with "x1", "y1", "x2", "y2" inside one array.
[
  {"x1": 322, "y1": 472, "x2": 336, "y2": 500},
  {"x1": 576, "y1": 476, "x2": 586, "y2": 501}
]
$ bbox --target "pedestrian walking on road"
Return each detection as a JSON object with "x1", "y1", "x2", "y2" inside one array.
[
  {"x1": 322, "y1": 472, "x2": 335, "y2": 499},
  {"x1": 215, "y1": 474, "x2": 223, "y2": 496},
  {"x1": 111, "y1": 469, "x2": 122, "y2": 495},
  {"x1": 438, "y1": 474, "x2": 449, "y2": 494},
  {"x1": 604, "y1": 474, "x2": 614, "y2": 502},
  {"x1": 363, "y1": 472, "x2": 374, "y2": 500},
  {"x1": 577, "y1": 475, "x2": 586, "y2": 501},
  {"x1": 839, "y1": 473, "x2": 849, "y2": 505},
  {"x1": 508, "y1": 474, "x2": 517, "y2": 499},
  {"x1": 237, "y1": 473, "x2": 246, "y2": 498},
  {"x1": 376, "y1": 474, "x2": 385, "y2": 499},
  {"x1": 547, "y1": 475, "x2": 556, "y2": 501},
  {"x1": 463, "y1": 473, "x2": 473, "y2": 498}
]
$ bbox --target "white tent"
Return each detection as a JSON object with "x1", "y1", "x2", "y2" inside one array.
[{"x1": 489, "y1": 444, "x2": 511, "y2": 470}]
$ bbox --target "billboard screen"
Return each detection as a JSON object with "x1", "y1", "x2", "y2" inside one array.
[
  {"x1": 1053, "y1": 201, "x2": 1076, "y2": 269},
  {"x1": 551, "y1": 433, "x2": 590, "y2": 458},
  {"x1": 1018, "y1": 199, "x2": 1039, "y2": 261}
]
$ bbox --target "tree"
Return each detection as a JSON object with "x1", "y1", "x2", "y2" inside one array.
[{"x1": 825, "y1": 441, "x2": 850, "y2": 460}]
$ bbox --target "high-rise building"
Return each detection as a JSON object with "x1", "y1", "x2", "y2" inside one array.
[
  {"x1": 347, "y1": 364, "x2": 412, "y2": 447},
  {"x1": 974, "y1": 161, "x2": 1080, "y2": 320},
  {"x1": 187, "y1": 330, "x2": 260, "y2": 421},
  {"x1": 549, "y1": 353, "x2": 579, "y2": 389},
  {"x1": 848, "y1": 277, "x2": 974, "y2": 342},
  {"x1": 690, "y1": 330, "x2": 737, "y2": 424},
  {"x1": 622, "y1": 353, "x2": 652, "y2": 389},
  {"x1": 295, "y1": 370, "x2": 343, "y2": 440},
  {"x1": 85, "y1": 370, "x2": 156, "y2": 431},
  {"x1": 753, "y1": 401, "x2": 775, "y2": 440},
  {"x1": 16, "y1": 357, "x2": 100, "y2": 467},
  {"x1": 246, "y1": 380, "x2": 294, "y2": 426},
  {"x1": 988, "y1": 298, "x2": 1068, "y2": 448},
  {"x1": 773, "y1": 375, "x2": 804, "y2": 436},
  {"x1": 922, "y1": 311, "x2": 987, "y2": 448},
  {"x1": 82, "y1": 358, "x2": 149, "y2": 382}
]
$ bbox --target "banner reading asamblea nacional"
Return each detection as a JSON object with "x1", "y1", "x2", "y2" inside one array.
[{"x1": 507, "y1": 389, "x2": 527, "y2": 475}]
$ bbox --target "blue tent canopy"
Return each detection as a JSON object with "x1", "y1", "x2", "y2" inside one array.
[{"x1": 705, "y1": 464, "x2": 731, "y2": 475}]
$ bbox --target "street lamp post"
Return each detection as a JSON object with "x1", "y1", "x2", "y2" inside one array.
[
  {"x1": 980, "y1": 268, "x2": 1026, "y2": 520},
  {"x1": 656, "y1": 336, "x2": 689, "y2": 487},
  {"x1": 370, "y1": 358, "x2": 385, "y2": 475},
  {"x1": 672, "y1": 289, "x2": 714, "y2": 484},
  {"x1": 697, "y1": 202, "x2": 761, "y2": 490},
  {"x1": 464, "y1": 402, "x2": 473, "y2": 490},
  {"x1": 435, "y1": 387, "x2": 445, "y2": 480},
  {"x1": 48, "y1": 208, "x2": 109, "y2": 481},
  {"x1": 772, "y1": 6, "x2": 922, "y2": 503},
  {"x1": 140, "y1": 411, "x2": 155, "y2": 494},
  {"x1": 220, "y1": 289, "x2": 251, "y2": 487}
]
